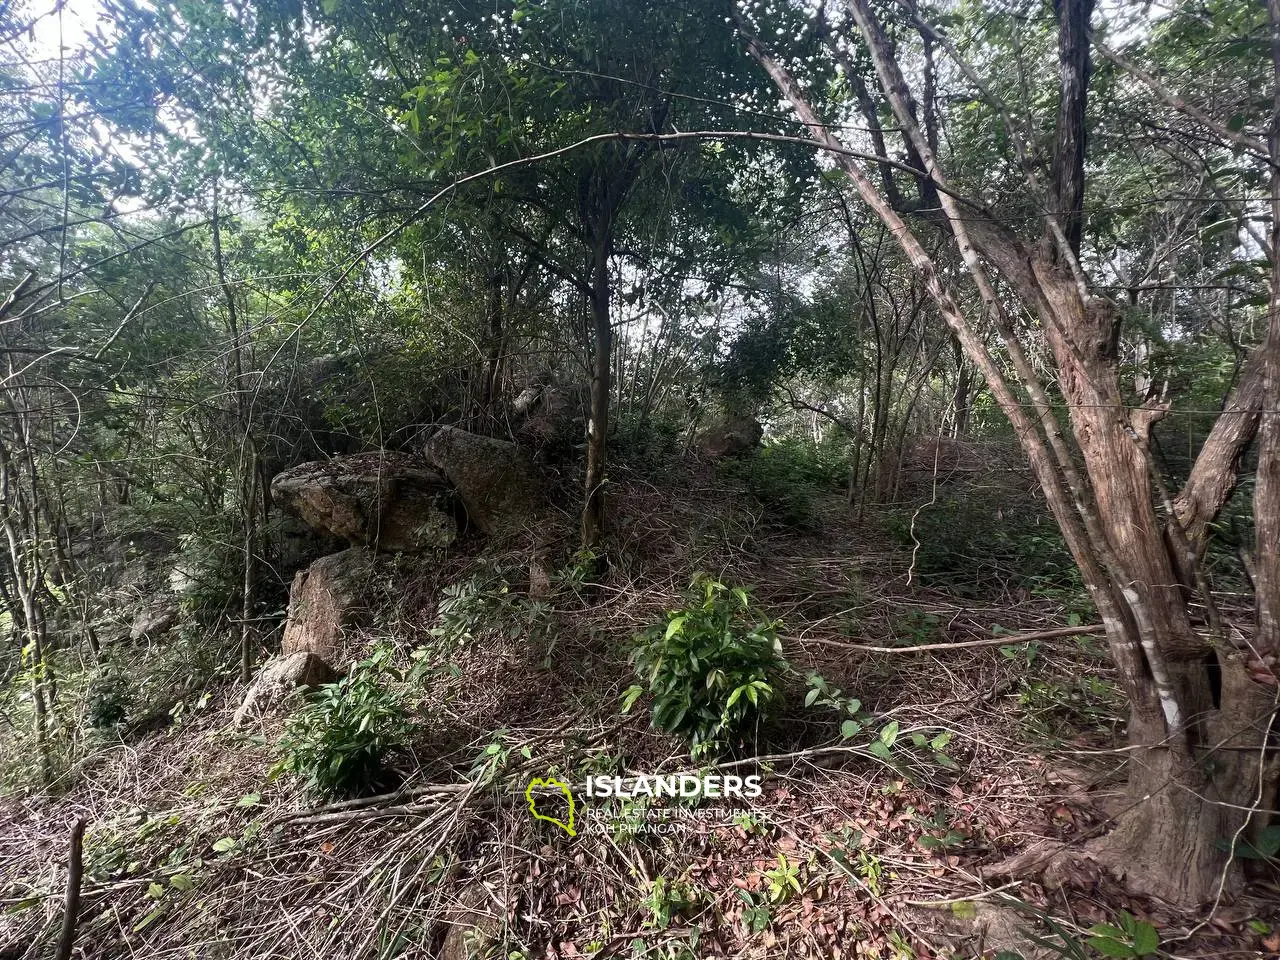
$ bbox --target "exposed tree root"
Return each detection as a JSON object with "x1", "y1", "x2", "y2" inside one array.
[{"x1": 982, "y1": 790, "x2": 1241, "y2": 907}]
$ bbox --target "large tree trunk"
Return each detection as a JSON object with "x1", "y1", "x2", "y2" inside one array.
[{"x1": 581, "y1": 222, "x2": 612, "y2": 553}]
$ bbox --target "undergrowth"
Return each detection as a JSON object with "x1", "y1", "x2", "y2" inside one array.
[
  {"x1": 272, "y1": 645, "x2": 411, "y2": 799},
  {"x1": 719, "y1": 438, "x2": 849, "y2": 530},
  {"x1": 623, "y1": 575, "x2": 787, "y2": 758},
  {"x1": 885, "y1": 492, "x2": 1092, "y2": 615}
]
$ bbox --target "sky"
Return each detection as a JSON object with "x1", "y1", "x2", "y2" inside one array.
[{"x1": 27, "y1": 0, "x2": 105, "y2": 60}]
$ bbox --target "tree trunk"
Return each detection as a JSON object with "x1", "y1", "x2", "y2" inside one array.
[
  {"x1": 212, "y1": 182, "x2": 260, "y2": 683},
  {"x1": 581, "y1": 221, "x2": 612, "y2": 554},
  {"x1": 483, "y1": 272, "x2": 504, "y2": 416}
]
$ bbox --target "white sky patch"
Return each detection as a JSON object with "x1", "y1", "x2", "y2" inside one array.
[{"x1": 27, "y1": 0, "x2": 104, "y2": 59}]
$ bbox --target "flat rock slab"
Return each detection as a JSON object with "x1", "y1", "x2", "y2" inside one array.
[{"x1": 271, "y1": 451, "x2": 456, "y2": 554}]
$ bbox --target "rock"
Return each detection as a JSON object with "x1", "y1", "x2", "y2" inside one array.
[
  {"x1": 513, "y1": 383, "x2": 579, "y2": 452},
  {"x1": 129, "y1": 599, "x2": 179, "y2": 641},
  {"x1": 696, "y1": 414, "x2": 763, "y2": 460},
  {"x1": 421, "y1": 426, "x2": 548, "y2": 536},
  {"x1": 233, "y1": 651, "x2": 336, "y2": 727},
  {"x1": 281, "y1": 548, "x2": 377, "y2": 663},
  {"x1": 274, "y1": 511, "x2": 345, "y2": 577},
  {"x1": 271, "y1": 452, "x2": 457, "y2": 554}
]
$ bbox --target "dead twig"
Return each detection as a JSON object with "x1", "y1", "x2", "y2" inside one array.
[{"x1": 798, "y1": 623, "x2": 1101, "y2": 654}]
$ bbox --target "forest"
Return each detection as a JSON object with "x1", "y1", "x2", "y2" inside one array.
[{"x1": 0, "y1": 0, "x2": 1278, "y2": 956}]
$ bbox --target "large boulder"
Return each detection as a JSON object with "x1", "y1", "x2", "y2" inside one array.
[
  {"x1": 421, "y1": 426, "x2": 548, "y2": 536},
  {"x1": 271, "y1": 452, "x2": 457, "y2": 554},
  {"x1": 129, "y1": 599, "x2": 179, "y2": 641},
  {"x1": 233, "y1": 651, "x2": 336, "y2": 727},
  {"x1": 281, "y1": 548, "x2": 377, "y2": 663},
  {"x1": 696, "y1": 414, "x2": 763, "y2": 460}
]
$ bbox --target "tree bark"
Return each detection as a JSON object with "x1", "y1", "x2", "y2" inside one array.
[
  {"x1": 1174, "y1": 348, "x2": 1265, "y2": 554},
  {"x1": 1252, "y1": 0, "x2": 1280, "y2": 671},
  {"x1": 55, "y1": 817, "x2": 86, "y2": 960},
  {"x1": 581, "y1": 220, "x2": 613, "y2": 553},
  {"x1": 1049, "y1": 0, "x2": 1095, "y2": 256}
]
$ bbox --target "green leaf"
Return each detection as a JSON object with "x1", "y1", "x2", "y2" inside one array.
[
  {"x1": 1085, "y1": 937, "x2": 1135, "y2": 958},
  {"x1": 169, "y1": 874, "x2": 194, "y2": 892},
  {"x1": 620, "y1": 685, "x2": 643, "y2": 714},
  {"x1": 147, "y1": 882, "x2": 166, "y2": 899},
  {"x1": 211, "y1": 837, "x2": 238, "y2": 854},
  {"x1": 1129, "y1": 920, "x2": 1159, "y2": 955},
  {"x1": 804, "y1": 687, "x2": 821, "y2": 708},
  {"x1": 879, "y1": 721, "x2": 899, "y2": 747},
  {"x1": 840, "y1": 719, "x2": 861, "y2": 739},
  {"x1": 133, "y1": 904, "x2": 167, "y2": 932},
  {"x1": 1253, "y1": 824, "x2": 1280, "y2": 857}
]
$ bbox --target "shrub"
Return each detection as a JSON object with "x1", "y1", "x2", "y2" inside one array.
[
  {"x1": 87, "y1": 658, "x2": 134, "y2": 730},
  {"x1": 719, "y1": 438, "x2": 849, "y2": 530},
  {"x1": 884, "y1": 493, "x2": 1089, "y2": 614},
  {"x1": 430, "y1": 561, "x2": 549, "y2": 649},
  {"x1": 273, "y1": 646, "x2": 410, "y2": 799},
  {"x1": 623, "y1": 576, "x2": 786, "y2": 757},
  {"x1": 612, "y1": 412, "x2": 685, "y2": 470}
]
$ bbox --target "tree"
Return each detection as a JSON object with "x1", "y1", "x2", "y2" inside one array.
[{"x1": 735, "y1": 0, "x2": 1278, "y2": 903}]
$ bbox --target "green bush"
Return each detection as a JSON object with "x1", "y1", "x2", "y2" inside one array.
[
  {"x1": 273, "y1": 646, "x2": 411, "y2": 799},
  {"x1": 623, "y1": 576, "x2": 787, "y2": 757},
  {"x1": 430, "y1": 561, "x2": 549, "y2": 649},
  {"x1": 86, "y1": 657, "x2": 134, "y2": 730},
  {"x1": 612, "y1": 412, "x2": 685, "y2": 470},
  {"x1": 720, "y1": 438, "x2": 849, "y2": 530}
]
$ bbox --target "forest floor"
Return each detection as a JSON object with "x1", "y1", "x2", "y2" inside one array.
[{"x1": 2, "y1": 461, "x2": 1279, "y2": 959}]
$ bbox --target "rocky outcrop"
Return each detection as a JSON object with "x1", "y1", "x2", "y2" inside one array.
[
  {"x1": 271, "y1": 452, "x2": 457, "y2": 554},
  {"x1": 233, "y1": 651, "x2": 336, "y2": 727},
  {"x1": 129, "y1": 599, "x2": 179, "y2": 641},
  {"x1": 281, "y1": 548, "x2": 377, "y2": 663},
  {"x1": 696, "y1": 414, "x2": 763, "y2": 460},
  {"x1": 421, "y1": 426, "x2": 548, "y2": 536},
  {"x1": 513, "y1": 383, "x2": 579, "y2": 452}
]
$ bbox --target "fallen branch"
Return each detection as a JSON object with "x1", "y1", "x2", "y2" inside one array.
[
  {"x1": 904, "y1": 880, "x2": 1023, "y2": 907},
  {"x1": 54, "y1": 817, "x2": 86, "y2": 960},
  {"x1": 797, "y1": 623, "x2": 1102, "y2": 654}
]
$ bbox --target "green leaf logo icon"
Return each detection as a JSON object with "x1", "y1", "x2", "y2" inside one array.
[{"x1": 525, "y1": 777, "x2": 576, "y2": 837}]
